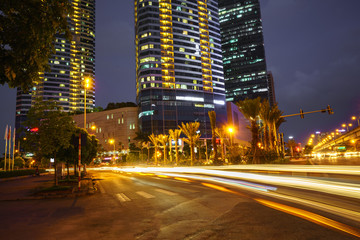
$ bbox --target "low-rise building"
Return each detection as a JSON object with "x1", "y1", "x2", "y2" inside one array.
[
  {"x1": 226, "y1": 102, "x2": 251, "y2": 146},
  {"x1": 71, "y1": 107, "x2": 139, "y2": 152}
]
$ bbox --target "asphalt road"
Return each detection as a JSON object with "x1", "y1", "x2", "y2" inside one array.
[{"x1": 0, "y1": 170, "x2": 359, "y2": 240}]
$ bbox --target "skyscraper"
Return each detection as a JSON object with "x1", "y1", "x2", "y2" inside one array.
[
  {"x1": 135, "y1": 0, "x2": 227, "y2": 136},
  {"x1": 15, "y1": 0, "x2": 96, "y2": 131},
  {"x1": 218, "y1": 0, "x2": 272, "y2": 103}
]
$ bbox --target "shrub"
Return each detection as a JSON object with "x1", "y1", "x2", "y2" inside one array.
[{"x1": 0, "y1": 169, "x2": 46, "y2": 178}]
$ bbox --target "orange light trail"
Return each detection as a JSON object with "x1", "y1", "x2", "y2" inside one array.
[{"x1": 255, "y1": 198, "x2": 360, "y2": 238}]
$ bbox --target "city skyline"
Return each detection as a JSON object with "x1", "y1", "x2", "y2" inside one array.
[{"x1": 1, "y1": 0, "x2": 360, "y2": 153}]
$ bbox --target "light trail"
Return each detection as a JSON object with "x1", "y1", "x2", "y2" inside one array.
[
  {"x1": 255, "y1": 198, "x2": 360, "y2": 238},
  {"x1": 109, "y1": 166, "x2": 360, "y2": 199}
]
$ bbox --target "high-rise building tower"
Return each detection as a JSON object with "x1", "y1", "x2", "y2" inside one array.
[
  {"x1": 15, "y1": 0, "x2": 96, "y2": 132},
  {"x1": 219, "y1": 0, "x2": 272, "y2": 103},
  {"x1": 135, "y1": 0, "x2": 227, "y2": 136}
]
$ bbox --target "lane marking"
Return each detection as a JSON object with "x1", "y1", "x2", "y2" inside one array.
[
  {"x1": 136, "y1": 191, "x2": 155, "y2": 199},
  {"x1": 155, "y1": 188, "x2": 178, "y2": 196},
  {"x1": 174, "y1": 177, "x2": 192, "y2": 183},
  {"x1": 116, "y1": 193, "x2": 131, "y2": 202}
]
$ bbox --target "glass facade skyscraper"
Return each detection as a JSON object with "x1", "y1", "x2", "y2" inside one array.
[
  {"x1": 219, "y1": 0, "x2": 271, "y2": 103},
  {"x1": 135, "y1": 0, "x2": 227, "y2": 136},
  {"x1": 15, "y1": 0, "x2": 96, "y2": 131}
]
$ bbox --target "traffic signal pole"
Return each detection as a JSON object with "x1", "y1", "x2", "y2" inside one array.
[{"x1": 281, "y1": 105, "x2": 333, "y2": 119}]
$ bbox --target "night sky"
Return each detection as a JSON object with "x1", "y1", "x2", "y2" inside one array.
[{"x1": 1, "y1": 0, "x2": 360, "y2": 154}]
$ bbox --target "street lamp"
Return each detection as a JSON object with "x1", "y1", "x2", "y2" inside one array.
[
  {"x1": 351, "y1": 116, "x2": 359, "y2": 127},
  {"x1": 342, "y1": 123, "x2": 352, "y2": 132},
  {"x1": 84, "y1": 77, "x2": 91, "y2": 129},
  {"x1": 109, "y1": 139, "x2": 115, "y2": 162},
  {"x1": 227, "y1": 127, "x2": 234, "y2": 146}
]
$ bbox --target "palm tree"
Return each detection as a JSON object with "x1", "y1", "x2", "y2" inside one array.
[
  {"x1": 215, "y1": 126, "x2": 228, "y2": 163},
  {"x1": 179, "y1": 122, "x2": 201, "y2": 166},
  {"x1": 169, "y1": 129, "x2": 182, "y2": 165},
  {"x1": 274, "y1": 113, "x2": 286, "y2": 155},
  {"x1": 259, "y1": 100, "x2": 271, "y2": 150},
  {"x1": 148, "y1": 133, "x2": 160, "y2": 165},
  {"x1": 236, "y1": 97, "x2": 262, "y2": 164},
  {"x1": 286, "y1": 139, "x2": 298, "y2": 157},
  {"x1": 158, "y1": 134, "x2": 169, "y2": 165},
  {"x1": 208, "y1": 111, "x2": 218, "y2": 163},
  {"x1": 269, "y1": 104, "x2": 285, "y2": 154}
]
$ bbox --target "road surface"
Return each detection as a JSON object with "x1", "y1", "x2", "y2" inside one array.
[{"x1": 0, "y1": 170, "x2": 359, "y2": 239}]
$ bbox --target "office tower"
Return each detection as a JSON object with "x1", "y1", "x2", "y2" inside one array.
[
  {"x1": 267, "y1": 71, "x2": 276, "y2": 106},
  {"x1": 15, "y1": 0, "x2": 96, "y2": 132},
  {"x1": 219, "y1": 0, "x2": 272, "y2": 103},
  {"x1": 135, "y1": 0, "x2": 227, "y2": 136}
]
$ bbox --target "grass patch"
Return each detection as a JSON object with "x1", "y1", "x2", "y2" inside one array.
[{"x1": 37, "y1": 185, "x2": 73, "y2": 193}]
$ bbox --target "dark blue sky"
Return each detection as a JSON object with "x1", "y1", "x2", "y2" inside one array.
[{"x1": 1, "y1": 0, "x2": 360, "y2": 153}]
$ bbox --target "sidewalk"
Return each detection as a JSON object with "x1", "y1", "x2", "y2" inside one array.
[{"x1": 0, "y1": 174, "x2": 95, "y2": 201}]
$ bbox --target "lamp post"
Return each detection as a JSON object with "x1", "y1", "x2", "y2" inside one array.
[
  {"x1": 109, "y1": 139, "x2": 115, "y2": 162},
  {"x1": 351, "y1": 116, "x2": 359, "y2": 127},
  {"x1": 84, "y1": 77, "x2": 91, "y2": 129},
  {"x1": 227, "y1": 127, "x2": 234, "y2": 146},
  {"x1": 342, "y1": 123, "x2": 353, "y2": 132}
]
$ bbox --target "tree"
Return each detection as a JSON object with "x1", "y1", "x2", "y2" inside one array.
[
  {"x1": 158, "y1": 134, "x2": 169, "y2": 165},
  {"x1": 148, "y1": 133, "x2": 160, "y2": 165},
  {"x1": 215, "y1": 127, "x2": 228, "y2": 163},
  {"x1": 81, "y1": 131, "x2": 99, "y2": 172},
  {"x1": 259, "y1": 100, "x2": 271, "y2": 150},
  {"x1": 179, "y1": 122, "x2": 201, "y2": 166},
  {"x1": 169, "y1": 129, "x2": 182, "y2": 165},
  {"x1": 304, "y1": 144, "x2": 314, "y2": 155},
  {"x1": 105, "y1": 102, "x2": 137, "y2": 110},
  {"x1": 236, "y1": 97, "x2": 262, "y2": 164},
  {"x1": 272, "y1": 108, "x2": 286, "y2": 155},
  {"x1": 22, "y1": 99, "x2": 75, "y2": 185},
  {"x1": 208, "y1": 111, "x2": 219, "y2": 164},
  {"x1": 0, "y1": 0, "x2": 73, "y2": 91},
  {"x1": 286, "y1": 139, "x2": 298, "y2": 157}
]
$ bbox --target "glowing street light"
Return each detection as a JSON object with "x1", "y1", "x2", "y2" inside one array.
[
  {"x1": 84, "y1": 77, "x2": 92, "y2": 129},
  {"x1": 227, "y1": 126, "x2": 234, "y2": 146},
  {"x1": 351, "y1": 116, "x2": 359, "y2": 126},
  {"x1": 342, "y1": 123, "x2": 353, "y2": 132},
  {"x1": 109, "y1": 139, "x2": 116, "y2": 161}
]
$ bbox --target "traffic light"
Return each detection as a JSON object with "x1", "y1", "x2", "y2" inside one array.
[
  {"x1": 327, "y1": 105, "x2": 334, "y2": 115},
  {"x1": 300, "y1": 109, "x2": 304, "y2": 119}
]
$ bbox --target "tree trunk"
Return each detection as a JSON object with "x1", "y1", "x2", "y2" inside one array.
[
  {"x1": 169, "y1": 139, "x2": 173, "y2": 164},
  {"x1": 175, "y1": 143, "x2": 178, "y2": 166},
  {"x1": 190, "y1": 143, "x2": 194, "y2": 166},
  {"x1": 54, "y1": 156, "x2": 58, "y2": 186},
  {"x1": 154, "y1": 146, "x2": 158, "y2": 165},
  {"x1": 212, "y1": 131, "x2": 218, "y2": 163},
  {"x1": 147, "y1": 147, "x2": 150, "y2": 164},
  {"x1": 66, "y1": 161, "x2": 70, "y2": 179},
  {"x1": 163, "y1": 145, "x2": 167, "y2": 165}
]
